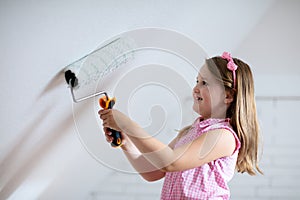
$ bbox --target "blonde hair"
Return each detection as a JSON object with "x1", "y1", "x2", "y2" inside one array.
[{"x1": 205, "y1": 56, "x2": 263, "y2": 175}]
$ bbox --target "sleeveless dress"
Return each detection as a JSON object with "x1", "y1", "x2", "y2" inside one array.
[{"x1": 161, "y1": 117, "x2": 241, "y2": 200}]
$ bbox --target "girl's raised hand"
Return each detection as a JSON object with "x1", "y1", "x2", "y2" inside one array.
[{"x1": 98, "y1": 109, "x2": 132, "y2": 132}]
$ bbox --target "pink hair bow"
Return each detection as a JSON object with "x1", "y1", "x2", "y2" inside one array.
[{"x1": 221, "y1": 52, "x2": 238, "y2": 88}]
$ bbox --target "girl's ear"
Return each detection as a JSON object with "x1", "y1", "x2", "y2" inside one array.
[{"x1": 224, "y1": 90, "x2": 234, "y2": 104}]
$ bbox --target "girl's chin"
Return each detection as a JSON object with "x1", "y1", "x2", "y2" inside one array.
[{"x1": 192, "y1": 104, "x2": 200, "y2": 114}]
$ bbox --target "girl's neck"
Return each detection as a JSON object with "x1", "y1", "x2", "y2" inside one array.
[{"x1": 200, "y1": 113, "x2": 227, "y2": 120}]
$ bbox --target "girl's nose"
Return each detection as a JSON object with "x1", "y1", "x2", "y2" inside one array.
[{"x1": 193, "y1": 86, "x2": 200, "y2": 94}]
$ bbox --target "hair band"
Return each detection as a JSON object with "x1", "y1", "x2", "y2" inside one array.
[{"x1": 221, "y1": 52, "x2": 238, "y2": 88}]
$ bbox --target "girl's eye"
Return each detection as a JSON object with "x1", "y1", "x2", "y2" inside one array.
[{"x1": 196, "y1": 79, "x2": 208, "y2": 86}]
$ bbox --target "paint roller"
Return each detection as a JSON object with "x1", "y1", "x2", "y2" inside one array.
[{"x1": 64, "y1": 37, "x2": 136, "y2": 147}]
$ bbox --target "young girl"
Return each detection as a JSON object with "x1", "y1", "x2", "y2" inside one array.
[{"x1": 99, "y1": 52, "x2": 262, "y2": 199}]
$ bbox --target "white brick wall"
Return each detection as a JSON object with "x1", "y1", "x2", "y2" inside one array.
[
  {"x1": 87, "y1": 98, "x2": 300, "y2": 200},
  {"x1": 87, "y1": 172, "x2": 163, "y2": 200},
  {"x1": 229, "y1": 99, "x2": 300, "y2": 200}
]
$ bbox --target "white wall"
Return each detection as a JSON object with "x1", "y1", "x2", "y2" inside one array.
[{"x1": 1, "y1": 0, "x2": 300, "y2": 199}]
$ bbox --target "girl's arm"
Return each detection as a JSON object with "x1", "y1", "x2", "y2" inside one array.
[
  {"x1": 121, "y1": 138, "x2": 165, "y2": 182},
  {"x1": 104, "y1": 128, "x2": 177, "y2": 181},
  {"x1": 100, "y1": 109, "x2": 236, "y2": 172}
]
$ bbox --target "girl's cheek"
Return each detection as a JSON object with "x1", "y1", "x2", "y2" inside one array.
[{"x1": 202, "y1": 88, "x2": 210, "y2": 100}]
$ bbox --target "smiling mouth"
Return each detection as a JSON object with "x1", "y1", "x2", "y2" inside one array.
[{"x1": 194, "y1": 94, "x2": 203, "y2": 101}]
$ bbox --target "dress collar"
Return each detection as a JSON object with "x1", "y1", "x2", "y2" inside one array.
[{"x1": 194, "y1": 116, "x2": 230, "y2": 129}]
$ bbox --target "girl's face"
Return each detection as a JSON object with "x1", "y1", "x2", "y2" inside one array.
[{"x1": 193, "y1": 64, "x2": 228, "y2": 119}]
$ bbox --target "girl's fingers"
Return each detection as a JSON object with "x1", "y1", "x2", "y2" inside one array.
[
  {"x1": 98, "y1": 109, "x2": 109, "y2": 114},
  {"x1": 102, "y1": 122, "x2": 109, "y2": 128},
  {"x1": 106, "y1": 136, "x2": 113, "y2": 143},
  {"x1": 103, "y1": 127, "x2": 108, "y2": 133},
  {"x1": 99, "y1": 112, "x2": 107, "y2": 120},
  {"x1": 99, "y1": 110, "x2": 113, "y2": 126},
  {"x1": 103, "y1": 127, "x2": 112, "y2": 136},
  {"x1": 103, "y1": 127, "x2": 113, "y2": 143},
  {"x1": 98, "y1": 109, "x2": 111, "y2": 117}
]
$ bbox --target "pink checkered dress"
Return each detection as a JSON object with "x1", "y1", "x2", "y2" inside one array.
[{"x1": 161, "y1": 117, "x2": 241, "y2": 200}]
